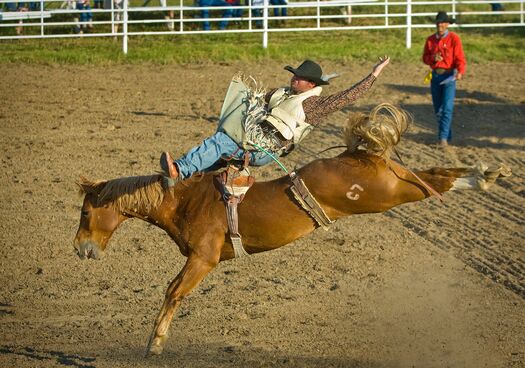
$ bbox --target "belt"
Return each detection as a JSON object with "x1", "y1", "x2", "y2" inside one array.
[{"x1": 434, "y1": 68, "x2": 454, "y2": 75}]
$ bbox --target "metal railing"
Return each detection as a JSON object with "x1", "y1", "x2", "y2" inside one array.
[{"x1": 1, "y1": 0, "x2": 524, "y2": 52}]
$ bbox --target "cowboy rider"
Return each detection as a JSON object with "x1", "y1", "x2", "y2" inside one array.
[{"x1": 160, "y1": 57, "x2": 390, "y2": 181}]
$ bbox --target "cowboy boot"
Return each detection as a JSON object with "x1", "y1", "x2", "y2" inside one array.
[{"x1": 160, "y1": 152, "x2": 179, "y2": 179}]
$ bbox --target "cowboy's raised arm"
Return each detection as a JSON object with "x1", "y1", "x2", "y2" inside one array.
[{"x1": 304, "y1": 57, "x2": 390, "y2": 126}]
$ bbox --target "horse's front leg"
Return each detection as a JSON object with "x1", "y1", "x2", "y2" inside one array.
[{"x1": 146, "y1": 252, "x2": 219, "y2": 356}]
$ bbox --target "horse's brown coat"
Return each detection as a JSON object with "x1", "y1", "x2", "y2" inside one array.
[{"x1": 74, "y1": 150, "x2": 508, "y2": 355}]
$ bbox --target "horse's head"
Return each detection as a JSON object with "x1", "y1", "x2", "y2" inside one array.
[
  {"x1": 74, "y1": 174, "x2": 166, "y2": 260},
  {"x1": 74, "y1": 177, "x2": 128, "y2": 260}
]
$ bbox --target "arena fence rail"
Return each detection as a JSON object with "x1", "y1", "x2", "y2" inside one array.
[{"x1": 0, "y1": 0, "x2": 523, "y2": 52}]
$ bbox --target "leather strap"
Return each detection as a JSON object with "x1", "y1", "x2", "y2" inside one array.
[
  {"x1": 226, "y1": 196, "x2": 249, "y2": 258},
  {"x1": 217, "y1": 166, "x2": 253, "y2": 258},
  {"x1": 289, "y1": 171, "x2": 334, "y2": 230},
  {"x1": 243, "y1": 151, "x2": 251, "y2": 169}
]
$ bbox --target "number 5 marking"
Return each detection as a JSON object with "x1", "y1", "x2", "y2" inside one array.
[{"x1": 346, "y1": 184, "x2": 364, "y2": 200}]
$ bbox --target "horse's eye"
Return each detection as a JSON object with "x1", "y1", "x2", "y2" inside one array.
[{"x1": 81, "y1": 210, "x2": 89, "y2": 217}]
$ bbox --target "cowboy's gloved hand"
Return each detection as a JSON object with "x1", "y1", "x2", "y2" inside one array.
[{"x1": 372, "y1": 56, "x2": 390, "y2": 77}]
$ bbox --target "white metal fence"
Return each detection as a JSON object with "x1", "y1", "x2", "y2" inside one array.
[{"x1": 0, "y1": 0, "x2": 523, "y2": 52}]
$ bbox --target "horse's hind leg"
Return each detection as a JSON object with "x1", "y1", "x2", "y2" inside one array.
[
  {"x1": 146, "y1": 253, "x2": 218, "y2": 356},
  {"x1": 423, "y1": 167, "x2": 471, "y2": 177},
  {"x1": 419, "y1": 163, "x2": 512, "y2": 191}
]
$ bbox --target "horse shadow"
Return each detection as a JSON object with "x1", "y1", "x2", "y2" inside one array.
[
  {"x1": 0, "y1": 345, "x2": 96, "y2": 368},
  {"x1": 131, "y1": 111, "x2": 219, "y2": 123},
  {"x1": 131, "y1": 111, "x2": 169, "y2": 117},
  {"x1": 102, "y1": 343, "x2": 387, "y2": 368},
  {"x1": 0, "y1": 303, "x2": 14, "y2": 316}
]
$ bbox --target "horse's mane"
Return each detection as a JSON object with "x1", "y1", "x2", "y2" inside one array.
[
  {"x1": 344, "y1": 103, "x2": 411, "y2": 157},
  {"x1": 77, "y1": 174, "x2": 165, "y2": 213}
]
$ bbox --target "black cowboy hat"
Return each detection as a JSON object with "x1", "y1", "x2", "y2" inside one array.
[
  {"x1": 435, "y1": 11, "x2": 456, "y2": 24},
  {"x1": 284, "y1": 59, "x2": 329, "y2": 86}
]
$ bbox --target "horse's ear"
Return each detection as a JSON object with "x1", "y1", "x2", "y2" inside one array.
[
  {"x1": 76, "y1": 175, "x2": 100, "y2": 195},
  {"x1": 76, "y1": 176, "x2": 89, "y2": 195}
]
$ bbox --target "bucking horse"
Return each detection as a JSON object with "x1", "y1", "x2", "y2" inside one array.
[{"x1": 74, "y1": 104, "x2": 511, "y2": 356}]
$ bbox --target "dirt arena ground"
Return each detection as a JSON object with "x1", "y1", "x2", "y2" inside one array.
[{"x1": 0, "y1": 60, "x2": 524, "y2": 368}]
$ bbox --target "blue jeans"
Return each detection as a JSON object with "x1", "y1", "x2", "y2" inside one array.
[
  {"x1": 198, "y1": 0, "x2": 233, "y2": 30},
  {"x1": 175, "y1": 131, "x2": 274, "y2": 179},
  {"x1": 252, "y1": 8, "x2": 262, "y2": 27},
  {"x1": 229, "y1": 0, "x2": 242, "y2": 17},
  {"x1": 232, "y1": 6, "x2": 242, "y2": 18},
  {"x1": 5, "y1": 2, "x2": 18, "y2": 10},
  {"x1": 76, "y1": 2, "x2": 93, "y2": 22},
  {"x1": 270, "y1": 0, "x2": 286, "y2": 17},
  {"x1": 430, "y1": 70, "x2": 456, "y2": 142}
]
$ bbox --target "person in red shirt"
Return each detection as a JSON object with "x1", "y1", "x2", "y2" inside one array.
[{"x1": 422, "y1": 11, "x2": 466, "y2": 146}]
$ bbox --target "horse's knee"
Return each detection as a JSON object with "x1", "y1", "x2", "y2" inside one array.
[{"x1": 164, "y1": 254, "x2": 219, "y2": 301}]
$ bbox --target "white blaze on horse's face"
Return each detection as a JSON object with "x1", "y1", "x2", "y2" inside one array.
[
  {"x1": 346, "y1": 183, "x2": 364, "y2": 201},
  {"x1": 73, "y1": 194, "x2": 121, "y2": 260}
]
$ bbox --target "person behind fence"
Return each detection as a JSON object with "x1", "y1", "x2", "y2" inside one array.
[
  {"x1": 4, "y1": 1, "x2": 18, "y2": 11},
  {"x1": 4, "y1": 2, "x2": 41, "y2": 35},
  {"x1": 141, "y1": 0, "x2": 175, "y2": 30},
  {"x1": 198, "y1": 0, "x2": 233, "y2": 30},
  {"x1": 74, "y1": 0, "x2": 93, "y2": 33},
  {"x1": 270, "y1": 0, "x2": 287, "y2": 18},
  {"x1": 422, "y1": 11, "x2": 466, "y2": 147},
  {"x1": 4, "y1": 2, "x2": 22, "y2": 35},
  {"x1": 104, "y1": 0, "x2": 123, "y2": 32},
  {"x1": 251, "y1": 0, "x2": 263, "y2": 28},
  {"x1": 158, "y1": 0, "x2": 175, "y2": 31},
  {"x1": 225, "y1": 0, "x2": 242, "y2": 20},
  {"x1": 160, "y1": 57, "x2": 390, "y2": 182}
]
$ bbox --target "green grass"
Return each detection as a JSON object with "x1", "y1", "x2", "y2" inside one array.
[
  {"x1": 1, "y1": 0, "x2": 523, "y2": 64},
  {"x1": 1, "y1": 26, "x2": 523, "y2": 64}
]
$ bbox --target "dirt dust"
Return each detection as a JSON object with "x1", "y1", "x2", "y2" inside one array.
[{"x1": 0, "y1": 60, "x2": 524, "y2": 368}]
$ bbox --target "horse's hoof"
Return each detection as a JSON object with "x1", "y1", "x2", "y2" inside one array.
[
  {"x1": 147, "y1": 344, "x2": 163, "y2": 356},
  {"x1": 145, "y1": 335, "x2": 167, "y2": 357},
  {"x1": 496, "y1": 164, "x2": 512, "y2": 178}
]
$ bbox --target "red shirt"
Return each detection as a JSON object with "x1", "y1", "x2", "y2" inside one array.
[{"x1": 422, "y1": 31, "x2": 466, "y2": 75}]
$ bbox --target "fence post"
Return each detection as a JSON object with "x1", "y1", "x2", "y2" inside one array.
[
  {"x1": 385, "y1": 0, "x2": 388, "y2": 26},
  {"x1": 521, "y1": 0, "x2": 524, "y2": 24},
  {"x1": 263, "y1": 0, "x2": 268, "y2": 48},
  {"x1": 248, "y1": 0, "x2": 253, "y2": 30},
  {"x1": 123, "y1": 0, "x2": 128, "y2": 54},
  {"x1": 40, "y1": 0, "x2": 44, "y2": 35},
  {"x1": 406, "y1": 0, "x2": 411, "y2": 48},
  {"x1": 111, "y1": 0, "x2": 115, "y2": 34},
  {"x1": 179, "y1": 0, "x2": 183, "y2": 31},
  {"x1": 316, "y1": 0, "x2": 320, "y2": 29}
]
